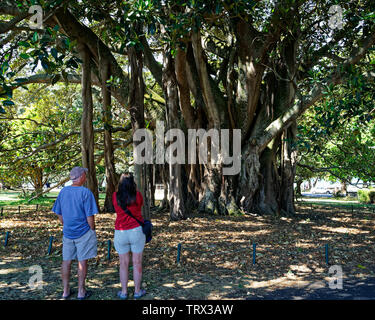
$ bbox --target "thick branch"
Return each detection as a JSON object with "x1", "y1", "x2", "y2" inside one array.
[
  {"x1": 191, "y1": 31, "x2": 221, "y2": 128},
  {"x1": 10, "y1": 124, "x2": 132, "y2": 161},
  {"x1": 140, "y1": 35, "x2": 163, "y2": 87},
  {"x1": 27, "y1": 152, "x2": 105, "y2": 202},
  {"x1": 0, "y1": 13, "x2": 31, "y2": 34},
  {"x1": 52, "y1": 8, "x2": 129, "y2": 106}
]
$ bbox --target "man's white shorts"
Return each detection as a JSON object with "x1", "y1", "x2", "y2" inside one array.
[{"x1": 62, "y1": 229, "x2": 97, "y2": 261}]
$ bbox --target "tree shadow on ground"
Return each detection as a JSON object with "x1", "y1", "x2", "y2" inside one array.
[{"x1": 1, "y1": 203, "x2": 375, "y2": 299}]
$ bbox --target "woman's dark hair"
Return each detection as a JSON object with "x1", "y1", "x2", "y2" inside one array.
[{"x1": 116, "y1": 173, "x2": 137, "y2": 210}]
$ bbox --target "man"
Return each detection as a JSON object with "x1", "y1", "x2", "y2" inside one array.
[{"x1": 52, "y1": 167, "x2": 98, "y2": 300}]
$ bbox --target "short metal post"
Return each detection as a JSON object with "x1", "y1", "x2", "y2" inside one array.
[
  {"x1": 253, "y1": 243, "x2": 256, "y2": 265},
  {"x1": 107, "y1": 240, "x2": 111, "y2": 260},
  {"x1": 177, "y1": 243, "x2": 182, "y2": 263},
  {"x1": 4, "y1": 231, "x2": 9, "y2": 247},
  {"x1": 48, "y1": 236, "x2": 54, "y2": 255}
]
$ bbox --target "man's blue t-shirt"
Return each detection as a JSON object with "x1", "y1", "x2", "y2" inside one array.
[{"x1": 52, "y1": 186, "x2": 99, "y2": 239}]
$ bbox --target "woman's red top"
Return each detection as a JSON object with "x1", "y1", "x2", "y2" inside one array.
[{"x1": 113, "y1": 191, "x2": 144, "y2": 230}]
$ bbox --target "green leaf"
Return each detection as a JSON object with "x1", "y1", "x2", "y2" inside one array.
[
  {"x1": 2, "y1": 99, "x2": 14, "y2": 106},
  {"x1": 18, "y1": 41, "x2": 31, "y2": 48},
  {"x1": 20, "y1": 53, "x2": 30, "y2": 59},
  {"x1": 15, "y1": 77, "x2": 28, "y2": 83},
  {"x1": 0, "y1": 106, "x2": 6, "y2": 114},
  {"x1": 1, "y1": 61, "x2": 9, "y2": 75},
  {"x1": 32, "y1": 31, "x2": 39, "y2": 43},
  {"x1": 51, "y1": 48, "x2": 58, "y2": 60},
  {"x1": 63, "y1": 38, "x2": 70, "y2": 49},
  {"x1": 41, "y1": 59, "x2": 49, "y2": 71}
]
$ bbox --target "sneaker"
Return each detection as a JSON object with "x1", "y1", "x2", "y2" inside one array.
[{"x1": 133, "y1": 289, "x2": 146, "y2": 299}]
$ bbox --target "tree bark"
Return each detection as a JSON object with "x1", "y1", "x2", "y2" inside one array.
[
  {"x1": 100, "y1": 58, "x2": 117, "y2": 213},
  {"x1": 251, "y1": 141, "x2": 280, "y2": 215},
  {"x1": 78, "y1": 42, "x2": 99, "y2": 208},
  {"x1": 128, "y1": 45, "x2": 150, "y2": 220},
  {"x1": 280, "y1": 122, "x2": 297, "y2": 216},
  {"x1": 162, "y1": 50, "x2": 187, "y2": 220},
  {"x1": 149, "y1": 164, "x2": 155, "y2": 207}
]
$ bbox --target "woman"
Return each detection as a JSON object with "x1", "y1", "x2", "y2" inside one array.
[{"x1": 113, "y1": 173, "x2": 146, "y2": 299}]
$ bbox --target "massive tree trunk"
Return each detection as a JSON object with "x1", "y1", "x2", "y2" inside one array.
[
  {"x1": 162, "y1": 50, "x2": 187, "y2": 220},
  {"x1": 252, "y1": 140, "x2": 280, "y2": 215},
  {"x1": 237, "y1": 19, "x2": 299, "y2": 216},
  {"x1": 175, "y1": 46, "x2": 200, "y2": 213},
  {"x1": 280, "y1": 122, "x2": 297, "y2": 216},
  {"x1": 128, "y1": 45, "x2": 150, "y2": 220},
  {"x1": 78, "y1": 42, "x2": 99, "y2": 208},
  {"x1": 100, "y1": 59, "x2": 117, "y2": 213},
  {"x1": 189, "y1": 32, "x2": 233, "y2": 215},
  {"x1": 237, "y1": 144, "x2": 261, "y2": 214}
]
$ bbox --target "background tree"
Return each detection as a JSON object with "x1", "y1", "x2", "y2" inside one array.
[
  {"x1": 0, "y1": 83, "x2": 82, "y2": 194},
  {"x1": 296, "y1": 59, "x2": 375, "y2": 190}
]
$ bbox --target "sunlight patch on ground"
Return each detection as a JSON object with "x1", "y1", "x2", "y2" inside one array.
[
  {"x1": 0, "y1": 267, "x2": 25, "y2": 275},
  {"x1": 312, "y1": 226, "x2": 369, "y2": 235},
  {"x1": 176, "y1": 279, "x2": 196, "y2": 288},
  {"x1": 289, "y1": 264, "x2": 313, "y2": 273},
  {"x1": 163, "y1": 283, "x2": 176, "y2": 288}
]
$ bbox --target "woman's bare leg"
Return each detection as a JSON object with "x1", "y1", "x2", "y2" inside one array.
[
  {"x1": 132, "y1": 252, "x2": 143, "y2": 294},
  {"x1": 119, "y1": 253, "x2": 130, "y2": 294}
]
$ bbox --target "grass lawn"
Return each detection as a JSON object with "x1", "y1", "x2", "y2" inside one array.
[
  {"x1": 298, "y1": 197, "x2": 375, "y2": 211},
  {"x1": 0, "y1": 190, "x2": 106, "y2": 208}
]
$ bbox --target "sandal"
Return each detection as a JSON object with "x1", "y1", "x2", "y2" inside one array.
[
  {"x1": 61, "y1": 289, "x2": 74, "y2": 300},
  {"x1": 117, "y1": 291, "x2": 128, "y2": 300},
  {"x1": 134, "y1": 289, "x2": 146, "y2": 299},
  {"x1": 77, "y1": 290, "x2": 92, "y2": 300}
]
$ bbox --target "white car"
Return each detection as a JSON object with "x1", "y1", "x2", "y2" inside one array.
[
  {"x1": 310, "y1": 186, "x2": 332, "y2": 194},
  {"x1": 347, "y1": 185, "x2": 359, "y2": 193}
]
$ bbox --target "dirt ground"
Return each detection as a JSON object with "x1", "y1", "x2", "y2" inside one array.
[{"x1": 1, "y1": 202, "x2": 375, "y2": 300}]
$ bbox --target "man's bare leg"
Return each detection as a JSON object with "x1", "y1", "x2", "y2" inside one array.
[
  {"x1": 61, "y1": 260, "x2": 72, "y2": 297},
  {"x1": 77, "y1": 260, "x2": 88, "y2": 298}
]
